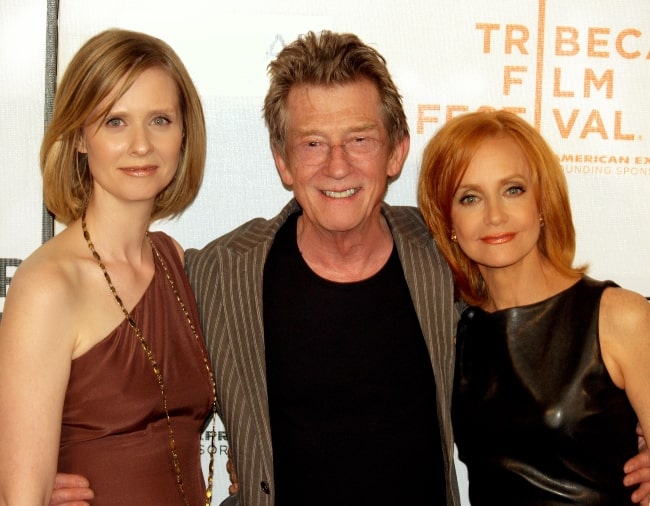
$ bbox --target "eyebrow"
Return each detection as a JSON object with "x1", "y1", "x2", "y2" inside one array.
[
  {"x1": 292, "y1": 122, "x2": 380, "y2": 138},
  {"x1": 455, "y1": 174, "x2": 529, "y2": 191}
]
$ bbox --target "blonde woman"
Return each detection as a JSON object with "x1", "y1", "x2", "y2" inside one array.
[{"x1": 0, "y1": 29, "x2": 216, "y2": 505}]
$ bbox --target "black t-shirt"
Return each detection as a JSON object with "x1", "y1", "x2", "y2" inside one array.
[{"x1": 264, "y1": 212, "x2": 446, "y2": 505}]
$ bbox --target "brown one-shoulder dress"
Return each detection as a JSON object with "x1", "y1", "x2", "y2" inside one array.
[{"x1": 59, "y1": 232, "x2": 214, "y2": 505}]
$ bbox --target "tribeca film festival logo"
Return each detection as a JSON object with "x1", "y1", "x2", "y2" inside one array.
[{"x1": 415, "y1": 7, "x2": 650, "y2": 177}]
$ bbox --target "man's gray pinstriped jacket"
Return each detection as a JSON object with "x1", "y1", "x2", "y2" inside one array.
[{"x1": 186, "y1": 199, "x2": 461, "y2": 506}]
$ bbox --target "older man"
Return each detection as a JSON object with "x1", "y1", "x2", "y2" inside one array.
[{"x1": 187, "y1": 30, "x2": 457, "y2": 505}]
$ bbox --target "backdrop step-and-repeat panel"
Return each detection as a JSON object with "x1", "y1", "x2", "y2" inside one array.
[{"x1": 2, "y1": 1, "x2": 649, "y2": 503}]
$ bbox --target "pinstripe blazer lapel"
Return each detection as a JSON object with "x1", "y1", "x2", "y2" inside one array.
[
  {"x1": 186, "y1": 200, "x2": 300, "y2": 505},
  {"x1": 221, "y1": 199, "x2": 301, "y2": 456},
  {"x1": 382, "y1": 204, "x2": 460, "y2": 505}
]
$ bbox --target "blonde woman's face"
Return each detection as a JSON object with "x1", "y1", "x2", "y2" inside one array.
[{"x1": 78, "y1": 66, "x2": 183, "y2": 207}]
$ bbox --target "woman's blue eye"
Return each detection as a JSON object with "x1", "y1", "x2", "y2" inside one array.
[
  {"x1": 460, "y1": 195, "x2": 477, "y2": 204},
  {"x1": 506, "y1": 186, "x2": 525, "y2": 196}
]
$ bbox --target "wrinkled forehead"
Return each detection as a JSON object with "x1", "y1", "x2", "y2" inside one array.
[{"x1": 284, "y1": 80, "x2": 385, "y2": 135}]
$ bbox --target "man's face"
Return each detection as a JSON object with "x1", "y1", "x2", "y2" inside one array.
[{"x1": 274, "y1": 79, "x2": 408, "y2": 239}]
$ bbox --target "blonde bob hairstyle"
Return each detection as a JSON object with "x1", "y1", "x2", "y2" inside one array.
[
  {"x1": 41, "y1": 28, "x2": 206, "y2": 224},
  {"x1": 418, "y1": 110, "x2": 586, "y2": 306},
  {"x1": 263, "y1": 30, "x2": 409, "y2": 157}
]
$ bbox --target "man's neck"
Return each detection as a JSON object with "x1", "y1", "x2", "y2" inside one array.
[{"x1": 295, "y1": 214, "x2": 394, "y2": 282}]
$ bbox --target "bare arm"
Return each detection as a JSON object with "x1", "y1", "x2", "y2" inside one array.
[
  {"x1": 600, "y1": 287, "x2": 650, "y2": 505},
  {"x1": 0, "y1": 258, "x2": 77, "y2": 505}
]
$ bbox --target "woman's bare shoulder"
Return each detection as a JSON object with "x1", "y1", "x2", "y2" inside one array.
[
  {"x1": 12, "y1": 229, "x2": 86, "y2": 299},
  {"x1": 1, "y1": 227, "x2": 91, "y2": 349},
  {"x1": 600, "y1": 286, "x2": 650, "y2": 332}
]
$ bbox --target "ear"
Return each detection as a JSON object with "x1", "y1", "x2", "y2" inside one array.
[
  {"x1": 273, "y1": 149, "x2": 294, "y2": 187},
  {"x1": 77, "y1": 131, "x2": 88, "y2": 154},
  {"x1": 387, "y1": 136, "x2": 410, "y2": 178}
]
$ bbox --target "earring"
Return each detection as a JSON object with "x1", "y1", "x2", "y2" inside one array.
[
  {"x1": 451, "y1": 231, "x2": 457, "y2": 243},
  {"x1": 539, "y1": 214, "x2": 545, "y2": 228}
]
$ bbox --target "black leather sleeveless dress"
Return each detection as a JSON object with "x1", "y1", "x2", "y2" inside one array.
[{"x1": 452, "y1": 277, "x2": 637, "y2": 505}]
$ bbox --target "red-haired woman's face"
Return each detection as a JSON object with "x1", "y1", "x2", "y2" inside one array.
[{"x1": 450, "y1": 136, "x2": 543, "y2": 277}]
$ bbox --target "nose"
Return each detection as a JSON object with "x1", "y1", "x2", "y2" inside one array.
[
  {"x1": 128, "y1": 125, "x2": 154, "y2": 156},
  {"x1": 484, "y1": 198, "x2": 507, "y2": 225},
  {"x1": 323, "y1": 144, "x2": 352, "y2": 178}
]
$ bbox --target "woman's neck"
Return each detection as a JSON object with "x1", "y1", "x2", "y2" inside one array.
[
  {"x1": 81, "y1": 200, "x2": 153, "y2": 265},
  {"x1": 479, "y1": 258, "x2": 579, "y2": 312}
]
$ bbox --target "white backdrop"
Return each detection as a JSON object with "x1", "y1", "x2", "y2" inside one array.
[{"x1": 2, "y1": 0, "x2": 649, "y2": 503}]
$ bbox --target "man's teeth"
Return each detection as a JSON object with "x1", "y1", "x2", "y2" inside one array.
[{"x1": 323, "y1": 188, "x2": 357, "y2": 198}]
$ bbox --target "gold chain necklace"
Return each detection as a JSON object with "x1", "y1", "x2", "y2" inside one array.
[{"x1": 82, "y1": 213, "x2": 217, "y2": 506}]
